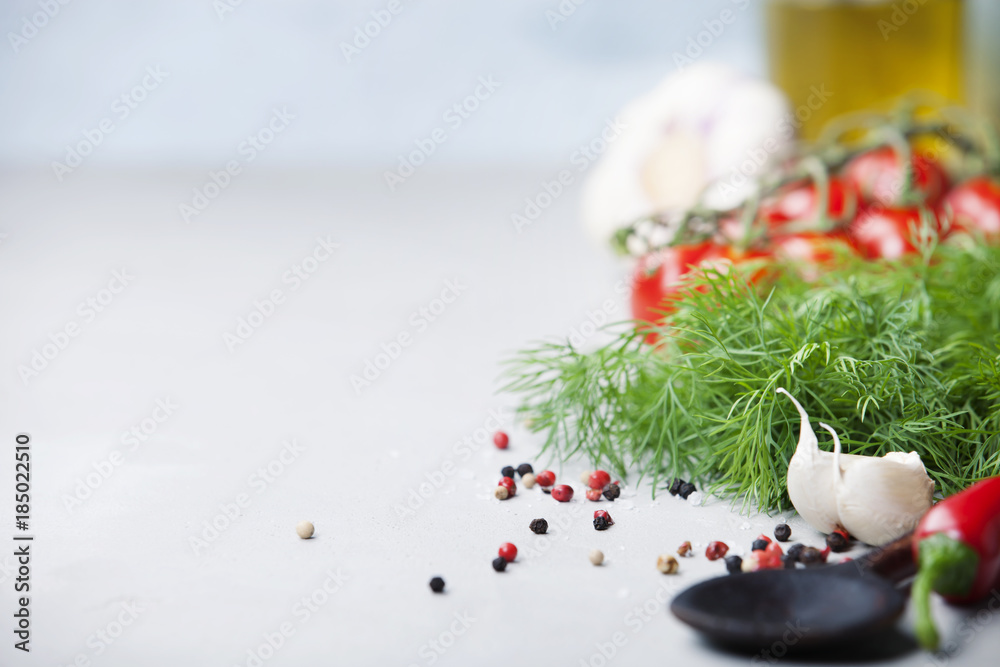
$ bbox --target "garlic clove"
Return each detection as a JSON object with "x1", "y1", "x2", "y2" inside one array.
[
  {"x1": 822, "y1": 422, "x2": 935, "y2": 546},
  {"x1": 778, "y1": 388, "x2": 842, "y2": 534}
]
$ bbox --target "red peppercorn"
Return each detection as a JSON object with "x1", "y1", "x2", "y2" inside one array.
[
  {"x1": 706, "y1": 541, "x2": 729, "y2": 560},
  {"x1": 585, "y1": 489, "x2": 603, "y2": 502},
  {"x1": 594, "y1": 510, "x2": 614, "y2": 525},
  {"x1": 499, "y1": 542, "x2": 517, "y2": 562},
  {"x1": 551, "y1": 485, "x2": 574, "y2": 502},
  {"x1": 755, "y1": 541, "x2": 784, "y2": 569},
  {"x1": 588, "y1": 470, "x2": 611, "y2": 490},
  {"x1": 535, "y1": 470, "x2": 556, "y2": 487},
  {"x1": 826, "y1": 529, "x2": 850, "y2": 553},
  {"x1": 498, "y1": 477, "x2": 517, "y2": 497},
  {"x1": 493, "y1": 431, "x2": 509, "y2": 449}
]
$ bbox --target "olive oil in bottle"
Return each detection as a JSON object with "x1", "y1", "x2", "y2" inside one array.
[{"x1": 766, "y1": 0, "x2": 965, "y2": 139}]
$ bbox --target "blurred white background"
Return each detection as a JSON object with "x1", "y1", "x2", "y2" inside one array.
[{"x1": 1, "y1": 0, "x2": 770, "y2": 166}]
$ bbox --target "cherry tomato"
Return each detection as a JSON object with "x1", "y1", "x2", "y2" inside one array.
[
  {"x1": 848, "y1": 207, "x2": 936, "y2": 260},
  {"x1": 842, "y1": 147, "x2": 948, "y2": 207},
  {"x1": 758, "y1": 177, "x2": 855, "y2": 230},
  {"x1": 941, "y1": 176, "x2": 1000, "y2": 241},
  {"x1": 770, "y1": 231, "x2": 854, "y2": 269},
  {"x1": 630, "y1": 242, "x2": 722, "y2": 329},
  {"x1": 630, "y1": 243, "x2": 773, "y2": 343}
]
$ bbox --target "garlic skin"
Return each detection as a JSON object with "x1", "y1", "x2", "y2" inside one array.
[
  {"x1": 822, "y1": 422, "x2": 934, "y2": 546},
  {"x1": 777, "y1": 388, "x2": 863, "y2": 534}
]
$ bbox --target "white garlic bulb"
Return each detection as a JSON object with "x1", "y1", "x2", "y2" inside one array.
[
  {"x1": 778, "y1": 388, "x2": 934, "y2": 546},
  {"x1": 822, "y1": 423, "x2": 935, "y2": 546},
  {"x1": 581, "y1": 63, "x2": 793, "y2": 248}
]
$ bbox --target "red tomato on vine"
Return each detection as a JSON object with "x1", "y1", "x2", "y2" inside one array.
[
  {"x1": 941, "y1": 176, "x2": 1000, "y2": 241},
  {"x1": 843, "y1": 147, "x2": 948, "y2": 208},
  {"x1": 631, "y1": 243, "x2": 769, "y2": 340},
  {"x1": 758, "y1": 177, "x2": 855, "y2": 230},
  {"x1": 848, "y1": 207, "x2": 937, "y2": 260}
]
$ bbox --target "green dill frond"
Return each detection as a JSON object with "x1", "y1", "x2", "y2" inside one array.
[{"x1": 502, "y1": 244, "x2": 1000, "y2": 511}]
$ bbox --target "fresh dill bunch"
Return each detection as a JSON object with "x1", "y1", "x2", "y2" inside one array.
[{"x1": 503, "y1": 243, "x2": 1000, "y2": 511}]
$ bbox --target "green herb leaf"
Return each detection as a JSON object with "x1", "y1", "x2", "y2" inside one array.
[{"x1": 502, "y1": 244, "x2": 1000, "y2": 510}]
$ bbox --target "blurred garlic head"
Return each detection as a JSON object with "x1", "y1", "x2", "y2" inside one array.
[
  {"x1": 778, "y1": 388, "x2": 934, "y2": 546},
  {"x1": 823, "y1": 423, "x2": 935, "y2": 547},
  {"x1": 582, "y1": 63, "x2": 793, "y2": 247}
]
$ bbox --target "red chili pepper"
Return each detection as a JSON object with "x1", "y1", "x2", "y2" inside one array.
[{"x1": 911, "y1": 476, "x2": 1000, "y2": 650}]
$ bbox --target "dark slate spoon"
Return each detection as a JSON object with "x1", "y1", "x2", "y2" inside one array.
[{"x1": 670, "y1": 534, "x2": 916, "y2": 652}]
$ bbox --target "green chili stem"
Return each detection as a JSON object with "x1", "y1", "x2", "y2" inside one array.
[{"x1": 912, "y1": 534, "x2": 980, "y2": 651}]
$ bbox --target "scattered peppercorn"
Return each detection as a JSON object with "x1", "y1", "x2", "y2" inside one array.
[
  {"x1": 799, "y1": 546, "x2": 826, "y2": 566},
  {"x1": 586, "y1": 489, "x2": 603, "y2": 502},
  {"x1": 657, "y1": 554, "x2": 679, "y2": 574},
  {"x1": 499, "y1": 543, "x2": 518, "y2": 562},
  {"x1": 756, "y1": 541, "x2": 784, "y2": 569},
  {"x1": 785, "y1": 543, "x2": 805, "y2": 562},
  {"x1": 498, "y1": 476, "x2": 517, "y2": 497},
  {"x1": 594, "y1": 516, "x2": 610, "y2": 531},
  {"x1": 741, "y1": 555, "x2": 760, "y2": 572},
  {"x1": 751, "y1": 538, "x2": 769, "y2": 552},
  {"x1": 493, "y1": 431, "x2": 509, "y2": 449},
  {"x1": 725, "y1": 555, "x2": 743, "y2": 574},
  {"x1": 535, "y1": 470, "x2": 556, "y2": 487},
  {"x1": 705, "y1": 541, "x2": 729, "y2": 560},
  {"x1": 521, "y1": 472, "x2": 536, "y2": 489},
  {"x1": 501, "y1": 465, "x2": 516, "y2": 479},
  {"x1": 492, "y1": 557, "x2": 507, "y2": 572},
  {"x1": 782, "y1": 554, "x2": 799, "y2": 569},
  {"x1": 429, "y1": 577, "x2": 445, "y2": 593},
  {"x1": 826, "y1": 529, "x2": 850, "y2": 553},
  {"x1": 594, "y1": 510, "x2": 614, "y2": 525},
  {"x1": 529, "y1": 518, "x2": 548, "y2": 535},
  {"x1": 494, "y1": 486, "x2": 509, "y2": 500},
  {"x1": 516, "y1": 463, "x2": 533, "y2": 477},
  {"x1": 551, "y1": 485, "x2": 574, "y2": 502},
  {"x1": 580, "y1": 470, "x2": 594, "y2": 484},
  {"x1": 678, "y1": 482, "x2": 697, "y2": 499},
  {"x1": 756, "y1": 534, "x2": 772, "y2": 545},
  {"x1": 603, "y1": 483, "x2": 621, "y2": 501},
  {"x1": 588, "y1": 470, "x2": 611, "y2": 490},
  {"x1": 295, "y1": 521, "x2": 315, "y2": 539},
  {"x1": 774, "y1": 523, "x2": 792, "y2": 542},
  {"x1": 589, "y1": 549, "x2": 605, "y2": 566},
  {"x1": 677, "y1": 541, "x2": 693, "y2": 557},
  {"x1": 669, "y1": 478, "x2": 686, "y2": 495}
]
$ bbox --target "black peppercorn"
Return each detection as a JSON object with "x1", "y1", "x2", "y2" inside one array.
[
  {"x1": 774, "y1": 523, "x2": 792, "y2": 542},
  {"x1": 501, "y1": 465, "x2": 516, "y2": 479},
  {"x1": 429, "y1": 576, "x2": 445, "y2": 593},
  {"x1": 669, "y1": 478, "x2": 686, "y2": 496},
  {"x1": 782, "y1": 554, "x2": 799, "y2": 569},
  {"x1": 593, "y1": 516, "x2": 610, "y2": 531},
  {"x1": 529, "y1": 518, "x2": 548, "y2": 535},
  {"x1": 516, "y1": 463, "x2": 533, "y2": 477},
  {"x1": 492, "y1": 557, "x2": 507, "y2": 572},
  {"x1": 785, "y1": 543, "x2": 805, "y2": 561},
  {"x1": 725, "y1": 555, "x2": 743, "y2": 574},
  {"x1": 799, "y1": 546, "x2": 826, "y2": 566},
  {"x1": 678, "y1": 482, "x2": 697, "y2": 499},
  {"x1": 603, "y1": 483, "x2": 621, "y2": 501},
  {"x1": 826, "y1": 530, "x2": 850, "y2": 552},
  {"x1": 751, "y1": 538, "x2": 769, "y2": 552}
]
